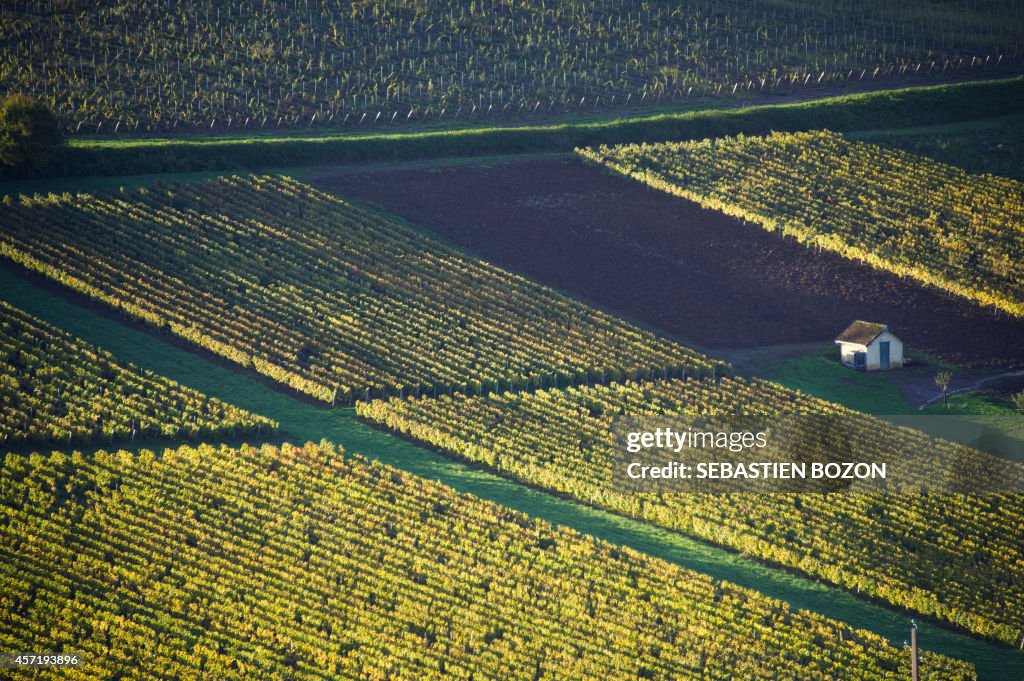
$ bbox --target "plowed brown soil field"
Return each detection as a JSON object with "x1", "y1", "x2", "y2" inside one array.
[{"x1": 314, "y1": 156, "x2": 1024, "y2": 369}]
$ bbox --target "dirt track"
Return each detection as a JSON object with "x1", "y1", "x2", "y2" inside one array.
[{"x1": 314, "y1": 155, "x2": 1024, "y2": 369}]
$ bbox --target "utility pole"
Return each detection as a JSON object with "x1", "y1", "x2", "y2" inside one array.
[{"x1": 910, "y1": 620, "x2": 919, "y2": 681}]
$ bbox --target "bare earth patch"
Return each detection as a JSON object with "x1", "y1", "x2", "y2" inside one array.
[{"x1": 313, "y1": 156, "x2": 1024, "y2": 369}]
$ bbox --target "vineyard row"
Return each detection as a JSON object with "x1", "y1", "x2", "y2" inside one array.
[
  {"x1": 3, "y1": 0, "x2": 1022, "y2": 133},
  {"x1": 0, "y1": 441, "x2": 973, "y2": 680},
  {"x1": 0, "y1": 300, "x2": 275, "y2": 449},
  {"x1": 358, "y1": 376, "x2": 1024, "y2": 646},
  {"x1": 0, "y1": 175, "x2": 720, "y2": 404}
]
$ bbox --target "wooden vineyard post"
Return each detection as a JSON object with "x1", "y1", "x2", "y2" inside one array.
[{"x1": 911, "y1": 622, "x2": 919, "y2": 681}]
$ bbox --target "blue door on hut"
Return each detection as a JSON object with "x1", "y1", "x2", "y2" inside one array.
[{"x1": 879, "y1": 341, "x2": 891, "y2": 369}]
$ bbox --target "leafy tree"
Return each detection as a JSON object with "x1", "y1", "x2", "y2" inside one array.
[{"x1": 0, "y1": 94, "x2": 64, "y2": 175}]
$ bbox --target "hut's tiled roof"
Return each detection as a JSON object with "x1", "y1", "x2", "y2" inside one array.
[{"x1": 835, "y1": 321, "x2": 888, "y2": 346}]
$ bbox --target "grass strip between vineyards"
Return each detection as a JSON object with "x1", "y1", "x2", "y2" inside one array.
[{"x1": 47, "y1": 77, "x2": 1024, "y2": 178}]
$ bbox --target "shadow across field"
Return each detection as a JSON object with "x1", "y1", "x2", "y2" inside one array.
[{"x1": 317, "y1": 155, "x2": 1024, "y2": 369}]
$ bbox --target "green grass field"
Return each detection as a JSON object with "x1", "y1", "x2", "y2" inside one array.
[
  {"x1": 766, "y1": 345, "x2": 940, "y2": 414},
  {"x1": 765, "y1": 345, "x2": 1024, "y2": 459},
  {"x1": 766, "y1": 345, "x2": 1018, "y2": 414}
]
